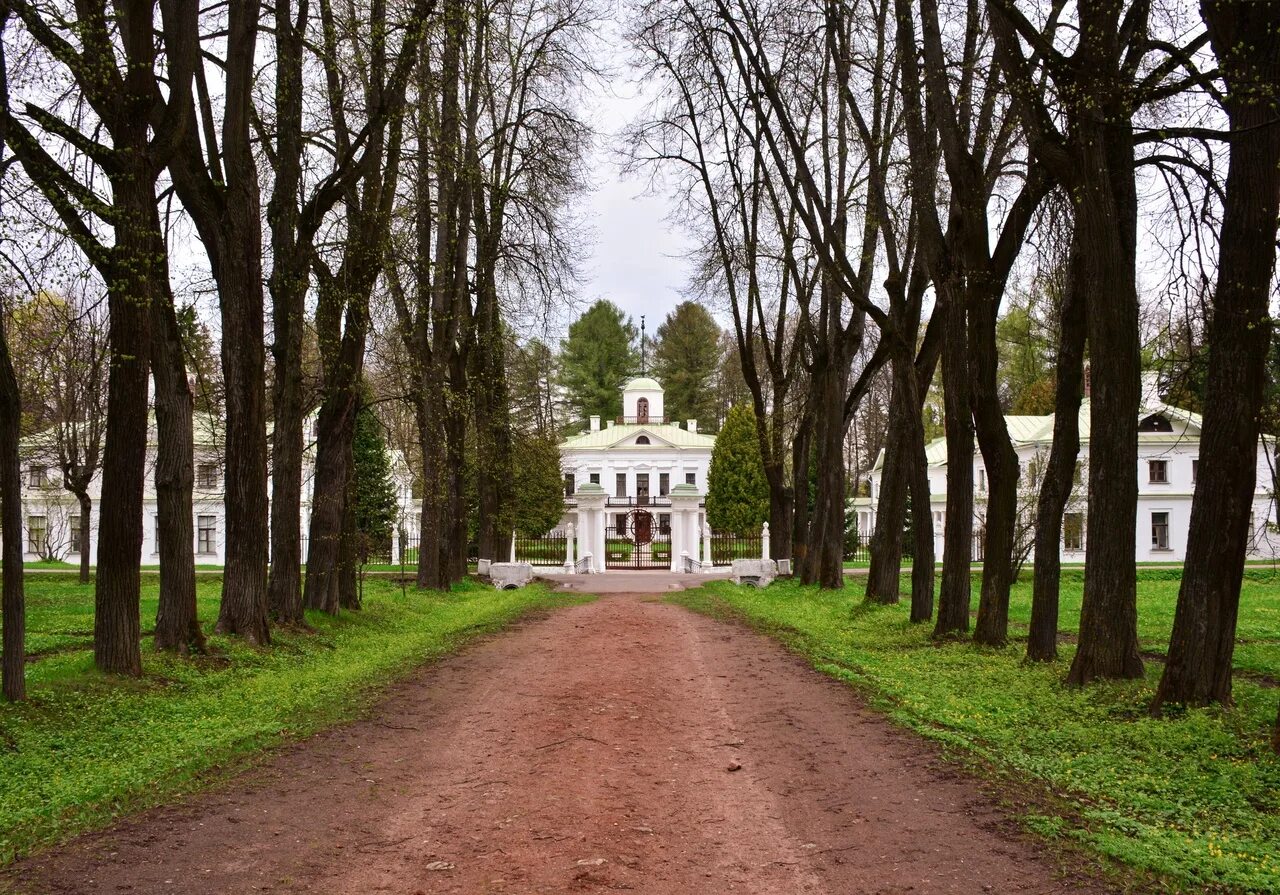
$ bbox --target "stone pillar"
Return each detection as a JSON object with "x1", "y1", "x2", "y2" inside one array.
[
  {"x1": 573, "y1": 483, "x2": 608, "y2": 573},
  {"x1": 510, "y1": 530, "x2": 517, "y2": 563},
  {"x1": 564, "y1": 522, "x2": 576, "y2": 572},
  {"x1": 702, "y1": 519, "x2": 712, "y2": 568},
  {"x1": 762, "y1": 522, "x2": 771, "y2": 561},
  {"x1": 668, "y1": 483, "x2": 703, "y2": 573}
]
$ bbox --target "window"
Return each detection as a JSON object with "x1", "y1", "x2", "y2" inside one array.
[
  {"x1": 1063, "y1": 513, "x2": 1084, "y2": 551},
  {"x1": 614, "y1": 513, "x2": 627, "y2": 536},
  {"x1": 1192, "y1": 459, "x2": 1199, "y2": 484},
  {"x1": 154, "y1": 514, "x2": 160, "y2": 554},
  {"x1": 26, "y1": 515, "x2": 47, "y2": 554},
  {"x1": 1148, "y1": 459, "x2": 1169, "y2": 484},
  {"x1": 1151, "y1": 512, "x2": 1170, "y2": 551},
  {"x1": 635, "y1": 435, "x2": 651, "y2": 445},
  {"x1": 615, "y1": 473, "x2": 627, "y2": 499},
  {"x1": 70, "y1": 514, "x2": 82, "y2": 554},
  {"x1": 637, "y1": 397, "x2": 649, "y2": 424},
  {"x1": 27, "y1": 464, "x2": 47, "y2": 488},
  {"x1": 564, "y1": 473, "x2": 576, "y2": 497},
  {"x1": 589, "y1": 473, "x2": 600, "y2": 485},
  {"x1": 197, "y1": 515, "x2": 217, "y2": 555},
  {"x1": 637, "y1": 473, "x2": 650, "y2": 506},
  {"x1": 659, "y1": 473, "x2": 670, "y2": 496},
  {"x1": 685, "y1": 472, "x2": 696, "y2": 486},
  {"x1": 659, "y1": 513, "x2": 671, "y2": 535},
  {"x1": 197, "y1": 463, "x2": 220, "y2": 488},
  {"x1": 978, "y1": 469, "x2": 987, "y2": 492}
]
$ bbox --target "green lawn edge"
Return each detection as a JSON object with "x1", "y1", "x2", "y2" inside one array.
[
  {"x1": 0, "y1": 575, "x2": 588, "y2": 868},
  {"x1": 672, "y1": 576, "x2": 1280, "y2": 895}
]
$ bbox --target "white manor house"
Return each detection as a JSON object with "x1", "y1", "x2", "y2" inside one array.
[
  {"x1": 853, "y1": 376, "x2": 1279, "y2": 564},
  {"x1": 558, "y1": 377, "x2": 718, "y2": 571},
  {"x1": 18, "y1": 410, "x2": 416, "y2": 566}
]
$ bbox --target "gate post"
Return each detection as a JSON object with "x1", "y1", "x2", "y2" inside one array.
[
  {"x1": 572, "y1": 483, "x2": 607, "y2": 573},
  {"x1": 564, "y1": 522, "x2": 576, "y2": 573},
  {"x1": 668, "y1": 483, "x2": 702, "y2": 573},
  {"x1": 762, "y1": 522, "x2": 771, "y2": 561},
  {"x1": 702, "y1": 519, "x2": 712, "y2": 569}
]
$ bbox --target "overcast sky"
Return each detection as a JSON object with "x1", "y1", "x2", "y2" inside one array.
[{"x1": 563, "y1": 22, "x2": 703, "y2": 343}]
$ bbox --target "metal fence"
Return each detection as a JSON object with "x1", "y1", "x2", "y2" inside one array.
[
  {"x1": 512, "y1": 530, "x2": 568, "y2": 566},
  {"x1": 710, "y1": 531, "x2": 763, "y2": 565}
]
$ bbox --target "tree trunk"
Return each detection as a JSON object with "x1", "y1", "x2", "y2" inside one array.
[
  {"x1": 471, "y1": 278, "x2": 512, "y2": 559},
  {"x1": 865, "y1": 360, "x2": 912, "y2": 603},
  {"x1": 1151, "y1": 0, "x2": 1280, "y2": 709},
  {"x1": 304, "y1": 390, "x2": 357, "y2": 614},
  {"x1": 907, "y1": 413, "x2": 935, "y2": 623},
  {"x1": 266, "y1": 0, "x2": 309, "y2": 627},
  {"x1": 802, "y1": 360, "x2": 849, "y2": 589},
  {"x1": 1066, "y1": 116, "x2": 1143, "y2": 684},
  {"x1": 93, "y1": 175, "x2": 157, "y2": 676},
  {"x1": 971, "y1": 286, "x2": 1020, "y2": 646},
  {"x1": 337, "y1": 443, "x2": 360, "y2": 611},
  {"x1": 934, "y1": 295, "x2": 974, "y2": 637},
  {"x1": 1028, "y1": 240, "x2": 1087, "y2": 662},
  {"x1": 415, "y1": 386, "x2": 448, "y2": 590},
  {"x1": 0, "y1": 300, "x2": 24, "y2": 701},
  {"x1": 151, "y1": 290, "x2": 204, "y2": 654},
  {"x1": 75, "y1": 493, "x2": 91, "y2": 584}
]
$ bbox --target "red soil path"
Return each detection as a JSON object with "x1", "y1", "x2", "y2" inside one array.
[{"x1": 4, "y1": 593, "x2": 1116, "y2": 894}]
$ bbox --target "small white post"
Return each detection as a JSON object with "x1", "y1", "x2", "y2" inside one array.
[
  {"x1": 510, "y1": 529, "x2": 517, "y2": 563},
  {"x1": 762, "y1": 521, "x2": 771, "y2": 561},
  {"x1": 565, "y1": 522, "x2": 576, "y2": 572},
  {"x1": 702, "y1": 521, "x2": 712, "y2": 568}
]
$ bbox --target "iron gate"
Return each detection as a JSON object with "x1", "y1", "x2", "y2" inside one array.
[{"x1": 605, "y1": 508, "x2": 672, "y2": 570}]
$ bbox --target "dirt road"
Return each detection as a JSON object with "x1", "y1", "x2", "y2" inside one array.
[{"x1": 5, "y1": 593, "x2": 1112, "y2": 894}]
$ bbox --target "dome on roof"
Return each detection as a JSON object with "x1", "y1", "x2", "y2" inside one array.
[{"x1": 624, "y1": 376, "x2": 662, "y2": 391}]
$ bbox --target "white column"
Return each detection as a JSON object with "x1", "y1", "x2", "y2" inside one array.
[
  {"x1": 702, "y1": 519, "x2": 712, "y2": 568},
  {"x1": 670, "y1": 509, "x2": 683, "y2": 572},
  {"x1": 510, "y1": 530, "x2": 517, "y2": 563},
  {"x1": 762, "y1": 522, "x2": 771, "y2": 561},
  {"x1": 564, "y1": 522, "x2": 576, "y2": 572}
]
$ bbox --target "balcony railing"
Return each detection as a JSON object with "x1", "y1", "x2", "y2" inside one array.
[
  {"x1": 616, "y1": 415, "x2": 667, "y2": 425},
  {"x1": 606, "y1": 495, "x2": 673, "y2": 508}
]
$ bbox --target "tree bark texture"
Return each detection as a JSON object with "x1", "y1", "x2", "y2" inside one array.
[
  {"x1": 1152, "y1": 0, "x2": 1280, "y2": 709},
  {"x1": 0, "y1": 277, "x2": 25, "y2": 700},
  {"x1": 1027, "y1": 238, "x2": 1087, "y2": 662},
  {"x1": 151, "y1": 286, "x2": 204, "y2": 653},
  {"x1": 934, "y1": 296, "x2": 974, "y2": 637},
  {"x1": 266, "y1": 0, "x2": 311, "y2": 627},
  {"x1": 970, "y1": 283, "x2": 1020, "y2": 646}
]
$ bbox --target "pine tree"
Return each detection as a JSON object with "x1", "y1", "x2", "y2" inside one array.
[
  {"x1": 511, "y1": 432, "x2": 566, "y2": 536},
  {"x1": 559, "y1": 301, "x2": 638, "y2": 423},
  {"x1": 706, "y1": 404, "x2": 770, "y2": 535},
  {"x1": 652, "y1": 302, "x2": 722, "y2": 428},
  {"x1": 352, "y1": 405, "x2": 399, "y2": 556}
]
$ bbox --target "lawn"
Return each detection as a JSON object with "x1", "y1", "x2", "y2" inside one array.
[
  {"x1": 0, "y1": 573, "x2": 582, "y2": 866},
  {"x1": 677, "y1": 569, "x2": 1280, "y2": 894}
]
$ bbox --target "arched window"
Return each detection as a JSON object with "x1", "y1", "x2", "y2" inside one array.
[
  {"x1": 636, "y1": 435, "x2": 651, "y2": 445},
  {"x1": 637, "y1": 397, "x2": 649, "y2": 423}
]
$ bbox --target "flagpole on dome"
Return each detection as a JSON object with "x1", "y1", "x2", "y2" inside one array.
[{"x1": 640, "y1": 314, "x2": 646, "y2": 375}]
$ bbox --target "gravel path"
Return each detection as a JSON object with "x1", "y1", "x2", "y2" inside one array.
[{"x1": 4, "y1": 592, "x2": 1114, "y2": 894}]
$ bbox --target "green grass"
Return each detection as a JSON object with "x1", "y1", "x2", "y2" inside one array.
[
  {"x1": 676, "y1": 569, "x2": 1280, "y2": 894},
  {"x1": 0, "y1": 573, "x2": 583, "y2": 866}
]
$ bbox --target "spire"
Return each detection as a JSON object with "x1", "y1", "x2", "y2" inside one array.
[{"x1": 640, "y1": 314, "x2": 647, "y2": 375}]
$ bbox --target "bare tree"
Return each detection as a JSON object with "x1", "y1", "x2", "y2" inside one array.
[
  {"x1": 1153, "y1": 0, "x2": 1280, "y2": 711},
  {"x1": 0, "y1": 3, "x2": 25, "y2": 697},
  {"x1": 3, "y1": 0, "x2": 198, "y2": 675}
]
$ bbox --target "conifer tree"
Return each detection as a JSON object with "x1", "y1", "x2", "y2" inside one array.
[
  {"x1": 559, "y1": 301, "x2": 638, "y2": 423},
  {"x1": 706, "y1": 405, "x2": 770, "y2": 535}
]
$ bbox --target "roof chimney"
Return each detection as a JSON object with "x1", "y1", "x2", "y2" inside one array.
[
  {"x1": 606, "y1": 420, "x2": 615, "y2": 429},
  {"x1": 687, "y1": 419, "x2": 698, "y2": 434},
  {"x1": 589, "y1": 415, "x2": 600, "y2": 432}
]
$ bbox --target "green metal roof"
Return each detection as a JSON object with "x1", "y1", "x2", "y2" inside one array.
[
  {"x1": 623, "y1": 376, "x2": 662, "y2": 391},
  {"x1": 560, "y1": 423, "x2": 716, "y2": 451}
]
